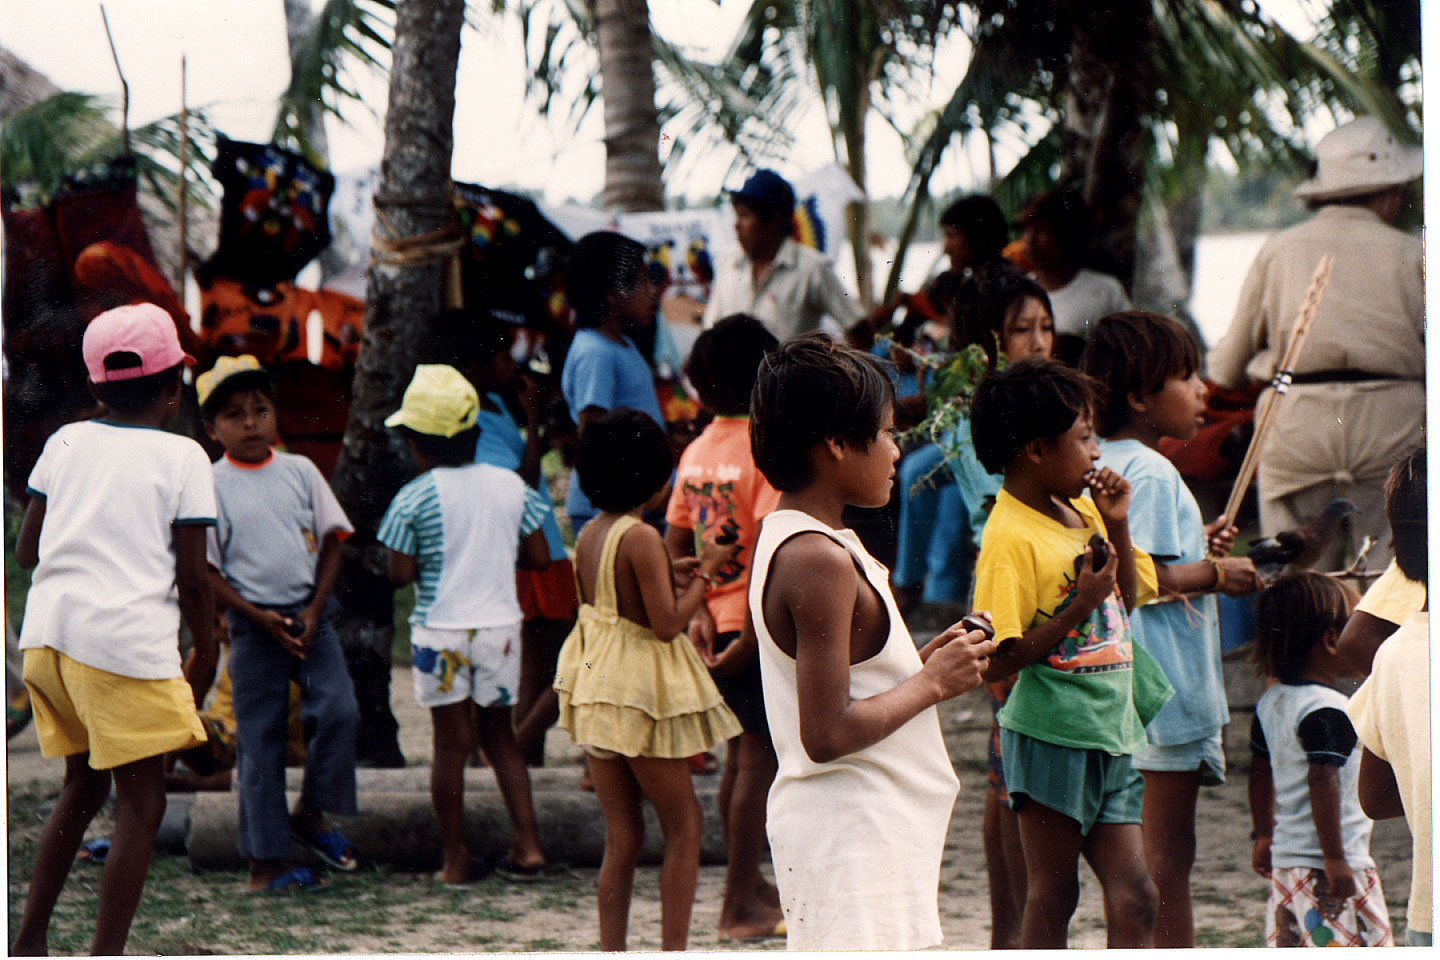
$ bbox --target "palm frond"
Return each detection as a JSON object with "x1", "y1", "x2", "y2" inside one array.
[
  {"x1": 1, "y1": 93, "x2": 112, "y2": 201},
  {"x1": 273, "y1": 0, "x2": 394, "y2": 165}
]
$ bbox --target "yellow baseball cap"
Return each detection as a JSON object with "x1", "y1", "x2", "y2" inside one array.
[
  {"x1": 385, "y1": 364, "x2": 479, "y2": 438},
  {"x1": 196, "y1": 354, "x2": 271, "y2": 415}
]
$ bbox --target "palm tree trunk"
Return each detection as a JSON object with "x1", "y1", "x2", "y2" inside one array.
[
  {"x1": 592, "y1": 0, "x2": 663, "y2": 212},
  {"x1": 1057, "y1": 1, "x2": 1154, "y2": 290},
  {"x1": 329, "y1": 0, "x2": 466, "y2": 767}
]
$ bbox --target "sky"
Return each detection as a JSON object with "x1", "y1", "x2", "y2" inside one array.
[{"x1": 0, "y1": 0, "x2": 1348, "y2": 208}]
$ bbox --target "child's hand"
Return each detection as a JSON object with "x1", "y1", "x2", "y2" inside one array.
[
  {"x1": 1320, "y1": 856, "x2": 1357, "y2": 900},
  {"x1": 255, "y1": 609, "x2": 305, "y2": 658},
  {"x1": 687, "y1": 607, "x2": 717, "y2": 662},
  {"x1": 672, "y1": 556, "x2": 702, "y2": 590},
  {"x1": 1251, "y1": 835, "x2": 1272, "y2": 878},
  {"x1": 1215, "y1": 556, "x2": 1263, "y2": 597},
  {"x1": 1074, "y1": 542, "x2": 1119, "y2": 612},
  {"x1": 920, "y1": 621, "x2": 994, "y2": 701},
  {"x1": 1085, "y1": 466, "x2": 1131, "y2": 525},
  {"x1": 1204, "y1": 514, "x2": 1238, "y2": 556}
]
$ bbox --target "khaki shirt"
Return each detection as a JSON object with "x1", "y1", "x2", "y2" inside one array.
[
  {"x1": 702, "y1": 237, "x2": 863, "y2": 341},
  {"x1": 1208, "y1": 205, "x2": 1423, "y2": 388}
]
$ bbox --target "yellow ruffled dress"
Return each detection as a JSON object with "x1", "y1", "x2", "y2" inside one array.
[{"x1": 554, "y1": 514, "x2": 741, "y2": 758}]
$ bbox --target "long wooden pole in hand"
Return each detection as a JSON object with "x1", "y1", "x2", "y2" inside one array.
[{"x1": 1215, "y1": 255, "x2": 1334, "y2": 556}]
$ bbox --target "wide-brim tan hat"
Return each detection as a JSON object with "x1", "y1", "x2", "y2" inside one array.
[{"x1": 1293, "y1": 116, "x2": 1422, "y2": 201}]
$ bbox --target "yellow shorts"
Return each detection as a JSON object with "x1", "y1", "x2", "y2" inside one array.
[{"x1": 23, "y1": 648, "x2": 207, "y2": 770}]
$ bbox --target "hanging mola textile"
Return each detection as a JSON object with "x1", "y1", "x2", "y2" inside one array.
[{"x1": 0, "y1": 156, "x2": 190, "y2": 500}]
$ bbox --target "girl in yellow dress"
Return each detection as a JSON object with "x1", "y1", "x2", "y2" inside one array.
[{"x1": 554, "y1": 409, "x2": 741, "y2": 951}]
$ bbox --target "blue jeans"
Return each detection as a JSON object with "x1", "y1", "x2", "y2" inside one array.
[
  {"x1": 227, "y1": 597, "x2": 359, "y2": 860},
  {"x1": 892, "y1": 443, "x2": 973, "y2": 604}
]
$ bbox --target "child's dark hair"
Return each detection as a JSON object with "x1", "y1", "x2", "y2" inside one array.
[
  {"x1": 1080, "y1": 311, "x2": 1200, "y2": 437},
  {"x1": 576, "y1": 409, "x2": 673, "y2": 513},
  {"x1": 1019, "y1": 187, "x2": 1091, "y2": 263},
  {"x1": 969, "y1": 357, "x2": 1095, "y2": 475},
  {"x1": 938, "y1": 194, "x2": 1009, "y2": 265},
  {"x1": 685, "y1": 314, "x2": 778, "y2": 416},
  {"x1": 1252, "y1": 572, "x2": 1357, "y2": 683},
  {"x1": 416, "y1": 308, "x2": 512, "y2": 370},
  {"x1": 1386, "y1": 443, "x2": 1426, "y2": 583},
  {"x1": 90, "y1": 362, "x2": 184, "y2": 414},
  {"x1": 397, "y1": 424, "x2": 482, "y2": 467},
  {"x1": 568, "y1": 232, "x2": 647, "y2": 330},
  {"x1": 951, "y1": 265, "x2": 1053, "y2": 366},
  {"x1": 749, "y1": 332, "x2": 894, "y2": 492},
  {"x1": 199, "y1": 368, "x2": 276, "y2": 421}
]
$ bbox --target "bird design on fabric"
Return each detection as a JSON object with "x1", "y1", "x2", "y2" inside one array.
[{"x1": 1246, "y1": 498, "x2": 1359, "y2": 573}]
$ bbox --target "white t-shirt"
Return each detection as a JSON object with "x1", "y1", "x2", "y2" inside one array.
[
  {"x1": 376, "y1": 463, "x2": 547, "y2": 629},
  {"x1": 208, "y1": 451, "x2": 354, "y2": 606},
  {"x1": 1348, "y1": 613, "x2": 1430, "y2": 934},
  {"x1": 1044, "y1": 267, "x2": 1131, "y2": 336},
  {"x1": 20, "y1": 420, "x2": 217, "y2": 679}
]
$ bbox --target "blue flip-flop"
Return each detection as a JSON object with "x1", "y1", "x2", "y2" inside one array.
[
  {"x1": 77, "y1": 837, "x2": 110, "y2": 866},
  {"x1": 255, "y1": 865, "x2": 328, "y2": 895},
  {"x1": 291, "y1": 829, "x2": 358, "y2": 871}
]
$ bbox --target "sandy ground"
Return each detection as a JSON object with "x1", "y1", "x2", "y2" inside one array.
[{"x1": 6, "y1": 663, "x2": 1413, "y2": 953}]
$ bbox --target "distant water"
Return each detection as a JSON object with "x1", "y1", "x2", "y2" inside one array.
[{"x1": 853, "y1": 230, "x2": 1273, "y2": 350}]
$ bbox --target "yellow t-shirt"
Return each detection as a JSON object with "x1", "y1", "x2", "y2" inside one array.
[
  {"x1": 1354, "y1": 559, "x2": 1426, "y2": 626},
  {"x1": 974, "y1": 489, "x2": 1158, "y2": 755},
  {"x1": 1346, "y1": 613, "x2": 1430, "y2": 934}
]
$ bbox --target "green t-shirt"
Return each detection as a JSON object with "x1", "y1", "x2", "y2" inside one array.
[{"x1": 972, "y1": 488, "x2": 1166, "y2": 755}]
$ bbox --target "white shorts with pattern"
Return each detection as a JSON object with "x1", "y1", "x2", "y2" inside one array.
[{"x1": 410, "y1": 622, "x2": 521, "y2": 710}]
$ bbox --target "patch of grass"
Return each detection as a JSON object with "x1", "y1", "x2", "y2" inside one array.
[
  {"x1": 535, "y1": 891, "x2": 580, "y2": 910},
  {"x1": 391, "y1": 582, "x2": 416, "y2": 665},
  {"x1": 526, "y1": 937, "x2": 567, "y2": 951}
]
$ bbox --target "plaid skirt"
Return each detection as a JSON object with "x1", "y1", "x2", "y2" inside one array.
[{"x1": 1265, "y1": 865, "x2": 1392, "y2": 947}]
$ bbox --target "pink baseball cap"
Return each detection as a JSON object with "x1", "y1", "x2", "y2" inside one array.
[{"x1": 82, "y1": 303, "x2": 196, "y2": 383}]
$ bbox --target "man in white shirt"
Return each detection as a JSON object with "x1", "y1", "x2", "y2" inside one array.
[{"x1": 702, "y1": 169, "x2": 863, "y2": 341}]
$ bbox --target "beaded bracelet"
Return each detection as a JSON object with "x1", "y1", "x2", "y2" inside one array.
[{"x1": 1207, "y1": 556, "x2": 1227, "y2": 590}]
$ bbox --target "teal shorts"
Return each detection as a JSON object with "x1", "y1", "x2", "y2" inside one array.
[
  {"x1": 1000, "y1": 728, "x2": 1143, "y2": 836},
  {"x1": 1132, "y1": 730, "x2": 1226, "y2": 785}
]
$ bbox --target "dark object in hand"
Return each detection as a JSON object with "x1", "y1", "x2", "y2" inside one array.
[
  {"x1": 1074, "y1": 533, "x2": 1109, "y2": 577},
  {"x1": 960, "y1": 613, "x2": 995, "y2": 642},
  {"x1": 284, "y1": 617, "x2": 305, "y2": 637},
  {"x1": 715, "y1": 520, "x2": 740, "y2": 546},
  {"x1": 1245, "y1": 498, "x2": 1359, "y2": 571}
]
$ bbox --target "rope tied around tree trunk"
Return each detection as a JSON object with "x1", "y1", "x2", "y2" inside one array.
[
  {"x1": 368, "y1": 206, "x2": 465, "y2": 269},
  {"x1": 368, "y1": 199, "x2": 466, "y2": 309}
]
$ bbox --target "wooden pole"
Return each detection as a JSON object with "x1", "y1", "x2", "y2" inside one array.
[
  {"x1": 99, "y1": 5, "x2": 129, "y2": 156},
  {"x1": 176, "y1": 55, "x2": 189, "y2": 295},
  {"x1": 1214, "y1": 255, "x2": 1334, "y2": 555}
]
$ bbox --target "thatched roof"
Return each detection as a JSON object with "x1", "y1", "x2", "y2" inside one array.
[{"x1": 0, "y1": 45, "x2": 61, "y2": 123}]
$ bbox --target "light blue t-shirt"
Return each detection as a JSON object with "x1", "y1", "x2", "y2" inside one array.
[
  {"x1": 1099, "y1": 437, "x2": 1227, "y2": 744},
  {"x1": 473, "y1": 392, "x2": 566, "y2": 562},
  {"x1": 560, "y1": 328, "x2": 664, "y2": 521},
  {"x1": 949, "y1": 415, "x2": 1002, "y2": 551}
]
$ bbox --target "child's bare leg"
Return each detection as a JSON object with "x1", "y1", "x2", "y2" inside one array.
[
  {"x1": 515, "y1": 617, "x2": 567, "y2": 765},
  {"x1": 716, "y1": 736, "x2": 737, "y2": 843},
  {"x1": 588, "y1": 754, "x2": 645, "y2": 951},
  {"x1": 474, "y1": 705, "x2": 545, "y2": 868},
  {"x1": 430, "y1": 701, "x2": 475, "y2": 883},
  {"x1": 628, "y1": 756, "x2": 703, "y2": 951},
  {"x1": 11, "y1": 754, "x2": 112, "y2": 955},
  {"x1": 1140, "y1": 770, "x2": 1201, "y2": 947},
  {"x1": 1082, "y1": 822, "x2": 1157, "y2": 949},
  {"x1": 92, "y1": 754, "x2": 168, "y2": 956},
  {"x1": 1015, "y1": 799, "x2": 1086, "y2": 949},
  {"x1": 717, "y1": 732, "x2": 783, "y2": 939},
  {"x1": 982, "y1": 789, "x2": 1026, "y2": 950}
]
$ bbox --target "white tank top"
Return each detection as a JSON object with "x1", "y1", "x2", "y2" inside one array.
[{"x1": 749, "y1": 508, "x2": 959, "y2": 951}]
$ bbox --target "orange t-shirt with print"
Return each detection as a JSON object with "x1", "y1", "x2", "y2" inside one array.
[{"x1": 664, "y1": 416, "x2": 780, "y2": 634}]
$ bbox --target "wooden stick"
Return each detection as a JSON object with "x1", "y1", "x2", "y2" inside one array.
[
  {"x1": 100, "y1": 5, "x2": 129, "y2": 157},
  {"x1": 176, "y1": 55, "x2": 189, "y2": 295},
  {"x1": 1215, "y1": 255, "x2": 1334, "y2": 552}
]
